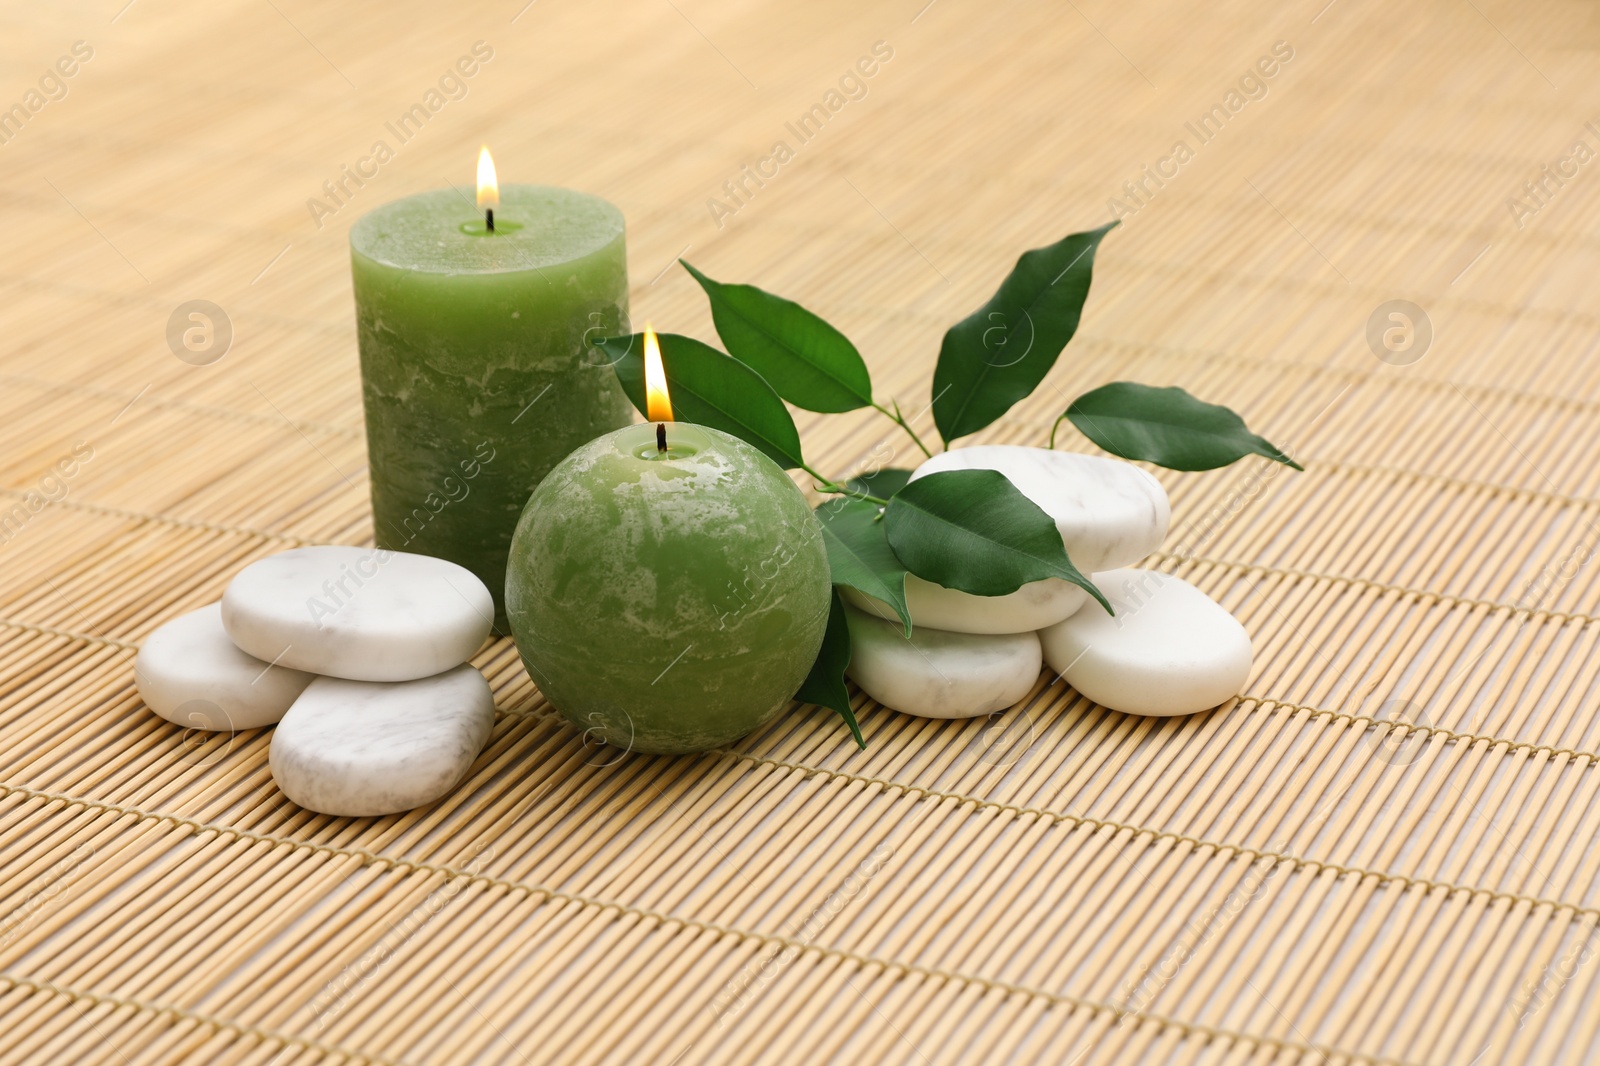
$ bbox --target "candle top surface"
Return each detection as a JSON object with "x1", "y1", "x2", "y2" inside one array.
[{"x1": 349, "y1": 184, "x2": 624, "y2": 275}]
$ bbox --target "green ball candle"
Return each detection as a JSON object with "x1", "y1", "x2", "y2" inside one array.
[{"x1": 506, "y1": 420, "x2": 831, "y2": 754}]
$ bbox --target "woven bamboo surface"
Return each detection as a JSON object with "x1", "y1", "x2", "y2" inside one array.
[{"x1": 3, "y1": 0, "x2": 1600, "y2": 1062}]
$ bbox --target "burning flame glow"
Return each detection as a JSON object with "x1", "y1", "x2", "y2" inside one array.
[
  {"x1": 476, "y1": 146, "x2": 499, "y2": 209},
  {"x1": 644, "y1": 326, "x2": 673, "y2": 423}
]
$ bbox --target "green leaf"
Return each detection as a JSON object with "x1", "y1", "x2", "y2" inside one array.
[
  {"x1": 600, "y1": 332, "x2": 805, "y2": 470},
  {"x1": 814, "y1": 495, "x2": 912, "y2": 635},
  {"x1": 884, "y1": 469, "x2": 1109, "y2": 611},
  {"x1": 794, "y1": 587, "x2": 863, "y2": 748},
  {"x1": 1065, "y1": 382, "x2": 1302, "y2": 471},
  {"x1": 931, "y1": 222, "x2": 1117, "y2": 444},
  {"x1": 681, "y1": 260, "x2": 873, "y2": 414},
  {"x1": 846, "y1": 467, "x2": 914, "y2": 499}
]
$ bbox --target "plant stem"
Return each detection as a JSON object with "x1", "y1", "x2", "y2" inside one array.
[
  {"x1": 1048, "y1": 412, "x2": 1070, "y2": 450},
  {"x1": 801, "y1": 464, "x2": 889, "y2": 506},
  {"x1": 871, "y1": 401, "x2": 935, "y2": 460}
]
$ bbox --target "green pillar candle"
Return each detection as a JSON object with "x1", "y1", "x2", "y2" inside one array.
[
  {"x1": 350, "y1": 184, "x2": 634, "y2": 628},
  {"x1": 505, "y1": 422, "x2": 831, "y2": 754}
]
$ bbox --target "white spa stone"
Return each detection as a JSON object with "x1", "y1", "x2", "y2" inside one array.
[
  {"x1": 844, "y1": 605, "x2": 1042, "y2": 718},
  {"x1": 842, "y1": 577, "x2": 1087, "y2": 635},
  {"x1": 909, "y1": 445, "x2": 1170, "y2": 572},
  {"x1": 135, "y1": 603, "x2": 314, "y2": 731},
  {"x1": 222, "y1": 546, "x2": 493, "y2": 683},
  {"x1": 269, "y1": 664, "x2": 495, "y2": 817},
  {"x1": 1039, "y1": 568, "x2": 1251, "y2": 717},
  {"x1": 851, "y1": 446, "x2": 1170, "y2": 636}
]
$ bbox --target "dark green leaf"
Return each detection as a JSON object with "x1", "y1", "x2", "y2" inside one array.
[
  {"x1": 601, "y1": 332, "x2": 805, "y2": 469},
  {"x1": 884, "y1": 469, "x2": 1109, "y2": 611},
  {"x1": 794, "y1": 587, "x2": 863, "y2": 749},
  {"x1": 846, "y1": 467, "x2": 914, "y2": 499},
  {"x1": 1065, "y1": 382, "x2": 1302, "y2": 471},
  {"x1": 932, "y1": 222, "x2": 1117, "y2": 444},
  {"x1": 814, "y1": 495, "x2": 912, "y2": 635},
  {"x1": 681, "y1": 260, "x2": 873, "y2": 413}
]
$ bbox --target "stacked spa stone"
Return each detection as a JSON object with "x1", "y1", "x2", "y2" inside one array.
[
  {"x1": 134, "y1": 547, "x2": 496, "y2": 816},
  {"x1": 842, "y1": 446, "x2": 1253, "y2": 719}
]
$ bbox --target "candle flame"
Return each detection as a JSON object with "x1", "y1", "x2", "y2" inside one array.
[
  {"x1": 644, "y1": 326, "x2": 673, "y2": 423},
  {"x1": 476, "y1": 146, "x2": 499, "y2": 209}
]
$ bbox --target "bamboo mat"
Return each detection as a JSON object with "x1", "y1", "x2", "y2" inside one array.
[{"x1": 3, "y1": 0, "x2": 1600, "y2": 1061}]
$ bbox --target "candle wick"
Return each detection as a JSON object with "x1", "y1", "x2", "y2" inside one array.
[
  {"x1": 656, "y1": 423, "x2": 667, "y2": 454},
  {"x1": 486, "y1": 208, "x2": 495, "y2": 233}
]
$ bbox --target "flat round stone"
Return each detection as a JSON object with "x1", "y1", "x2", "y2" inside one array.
[
  {"x1": 269, "y1": 664, "x2": 496, "y2": 817},
  {"x1": 1039, "y1": 568, "x2": 1251, "y2": 716},
  {"x1": 844, "y1": 605, "x2": 1042, "y2": 718},
  {"x1": 842, "y1": 576, "x2": 1087, "y2": 635},
  {"x1": 135, "y1": 603, "x2": 314, "y2": 731},
  {"x1": 910, "y1": 445, "x2": 1170, "y2": 572},
  {"x1": 222, "y1": 546, "x2": 493, "y2": 683}
]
